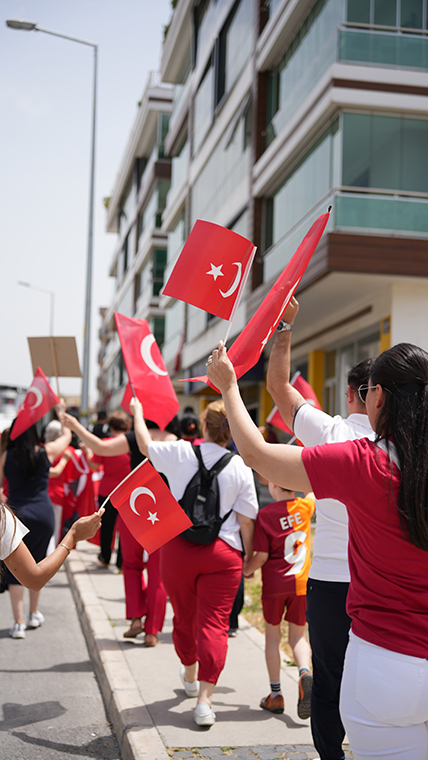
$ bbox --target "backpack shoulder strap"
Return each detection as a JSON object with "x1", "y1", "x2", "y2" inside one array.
[{"x1": 193, "y1": 445, "x2": 236, "y2": 475}]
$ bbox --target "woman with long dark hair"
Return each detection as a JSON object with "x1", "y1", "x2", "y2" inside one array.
[
  {"x1": 0, "y1": 419, "x2": 71, "y2": 638},
  {"x1": 207, "y1": 341, "x2": 428, "y2": 759}
]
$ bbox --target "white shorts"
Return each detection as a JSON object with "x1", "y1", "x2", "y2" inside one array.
[{"x1": 340, "y1": 631, "x2": 428, "y2": 759}]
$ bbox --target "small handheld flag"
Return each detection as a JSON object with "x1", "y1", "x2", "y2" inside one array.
[
  {"x1": 108, "y1": 459, "x2": 192, "y2": 553},
  {"x1": 10, "y1": 367, "x2": 60, "y2": 440},
  {"x1": 162, "y1": 220, "x2": 256, "y2": 321}
]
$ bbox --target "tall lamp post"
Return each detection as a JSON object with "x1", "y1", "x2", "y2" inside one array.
[
  {"x1": 7, "y1": 18, "x2": 97, "y2": 425},
  {"x1": 17, "y1": 280, "x2": 55, "y2": 336}
]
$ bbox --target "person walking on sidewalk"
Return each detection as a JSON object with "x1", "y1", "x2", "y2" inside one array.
[
  {"x1": 131, "y1": 397, "x2": 259, "y2": 728},
  {"x1": 244, "y1": 481, "x2": 315, "y2": 720},
  {"x1": 266, "y1": 297, "x2": 374, "y2": 760},
  {"x1": 59, "y1": 410, "x2": 169, "y2": 647},
  {"x1": 87, "y1": 410, "x2": 132, "y2": 569}
]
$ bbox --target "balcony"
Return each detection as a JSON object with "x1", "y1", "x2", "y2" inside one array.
[{"x1": 265, "y1": 24, "x2": 428, "y2": 152}]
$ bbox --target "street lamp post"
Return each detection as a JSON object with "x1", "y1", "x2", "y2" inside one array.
[
  {"x1": 7, "y1": 19, "x2": 97, "y2": 425},
  {"x1": 17, "y1": 280, "x2": 55, "y2": 336}
]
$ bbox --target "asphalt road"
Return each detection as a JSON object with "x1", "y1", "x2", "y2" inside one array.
[{"x1": 0, "y1": 565, "x2": 121, "y2": 760}]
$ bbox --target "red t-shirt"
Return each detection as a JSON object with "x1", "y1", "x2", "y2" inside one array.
[
  {"x1": 92, "y1": 440, "x2": 131, "y2": 496},
  {"x1": 254, "y1": 497, "x2": 315, "y2": 597},
  {"x1": 302, "y1": 437, "x2": 428, "y2": 660}
]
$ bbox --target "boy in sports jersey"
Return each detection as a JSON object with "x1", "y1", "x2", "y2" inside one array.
[{"x1": 244, "y1": 482, "x2": 315, "y2": 720}]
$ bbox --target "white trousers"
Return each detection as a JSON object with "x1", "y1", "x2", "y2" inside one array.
[{"x1": 340, "y1": 632, "x2": 428, "y2": 759}]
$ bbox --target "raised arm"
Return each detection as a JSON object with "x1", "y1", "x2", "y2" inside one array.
[
  {"x1": 266, "y1": 296, "x2": 306, "y2": 432},
  {"x1": 207, "y1": 342, "x2": 312, "y2": 494},
  {"x1": 59, "y1": 412, "x2": 129, "y2": 456},
  {"x1": 44, "y1": 427, "x2": 72, "y2": 463},
  {"x1": 129, "y1": 397, "x2": 151, "y2": 458},
  {"x1": 4, "y1": 508, "x2": 104, "y2": 591}
]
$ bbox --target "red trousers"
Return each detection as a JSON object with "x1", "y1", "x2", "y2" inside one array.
[
  {"x1": 160, "y1": 535, "x2": 242, "y2": 684},
  {"x1": 118, "y1": 516, "x2": 166, "y2": 635}
]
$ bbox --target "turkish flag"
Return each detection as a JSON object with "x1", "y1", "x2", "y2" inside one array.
[
  {"x1": 162, "y1": 220, "x2": 256, "y2": 321},
  {"x1": 266, "y1": 371, "x2": 322, "y2": 436},
  {"x1": 114, "y1": 313, "x2": 179, "y2": 430},
  {"x1": 108, "y1": 459, "x2": 192, "y2": 553},
  {"x1": 188, "y1": 210, "x2": 330, "y2": 387},
  {"x1": 10, "y1": 367, "x2": 59, "y2": 440}
]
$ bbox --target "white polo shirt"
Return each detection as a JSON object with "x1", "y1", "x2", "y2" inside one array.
[
  {"x1": 0, "y1": 508, "x2": 28, "y2": 560},
  {"x1": 148, "y1": 439, "x2": 259, "y2": 552},
  {"x1": 295, "y1": 404, "x2": 375, "y2": 582}
]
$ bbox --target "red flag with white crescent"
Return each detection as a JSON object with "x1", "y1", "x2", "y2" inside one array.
[
  {"x1": 108, "y1": 459, "x2": 192, "y2": 553},
  {"x1": 187, "y1": 210, "x2": 330, "y2": 387},
  {"x1": 114, "y1": 313, "x2": 179, "y2": 430},
  {"x1": 162, "y1": 220, "x2": 256, "y2": 321},
  {"x1": 10, "y1": 367, "x2": 59, "y2": 440},
  {"x1": 266, "y1": 371, "x2": 323, "y2": 436}
]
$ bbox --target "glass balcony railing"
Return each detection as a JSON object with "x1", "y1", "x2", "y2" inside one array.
[
  {"x1": 335, "y1": 192, "x2": 428, "y2": 235},
  {"x1": 339, "y1": 27, "x2": 428, "y2": 70}
]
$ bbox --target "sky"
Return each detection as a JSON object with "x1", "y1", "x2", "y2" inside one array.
[{"x1": 0, "y1": 0, "x2": 172, "y2": 405}]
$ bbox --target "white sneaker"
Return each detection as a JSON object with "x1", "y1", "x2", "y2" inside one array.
[
  {"x1": 194, "y1": 703, "x2": 216, "y2": 726},
  {"x1": 179, "y1": 665, "x2": 199, "y2": 697},
  {"x1": 26, "y1": 611, "x2": 45, "y2": 629},
  {"x1": 9, "y1": 623, "x2": 26, "y2": 639}
]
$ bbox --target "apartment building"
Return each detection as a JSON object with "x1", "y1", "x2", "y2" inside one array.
[
  {"x1": 98, "y1": 0, "x2": 428, "y2": 424},
  {"x1": 97, "y1": 72, "x2": 174, "y2": 411}
]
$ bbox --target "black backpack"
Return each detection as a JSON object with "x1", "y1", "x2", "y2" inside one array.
[{"x1": 179, "y1": 445, "x2": 236, "y2": 544}]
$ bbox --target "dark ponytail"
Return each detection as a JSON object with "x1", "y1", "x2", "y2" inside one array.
[{"x1": 371, "y1": 343, "x2": 428, "y2": 551}]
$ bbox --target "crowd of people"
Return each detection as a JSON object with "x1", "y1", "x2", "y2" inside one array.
[{"x1": 2, "y1": 295, "x2": 428, "y2": 757}]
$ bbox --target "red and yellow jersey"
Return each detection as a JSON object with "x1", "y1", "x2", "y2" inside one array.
[{"x1": 254, "y1": 497, "x2": 315, "y2": 597}]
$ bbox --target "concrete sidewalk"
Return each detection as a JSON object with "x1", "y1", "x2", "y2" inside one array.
[{"x1": 66, "y1": 541, "x2": 353, "y2": 760}]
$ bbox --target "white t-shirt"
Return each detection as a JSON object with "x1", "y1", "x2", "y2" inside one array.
[
  {"x1": 0, "y1": 507, "x2": 29, "y2": 560},
  {"x1": 147, "y1": 440, "x2": 259, "y2": 552},
  {"x1": 295, "y1": 404, "x2": 375, "y2": 582}
]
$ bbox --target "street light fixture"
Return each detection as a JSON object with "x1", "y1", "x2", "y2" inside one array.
[
  {"x1": 17, "y1": 280, "x2": 55, "y2": 336},
  {"x1": 7, "y1": 18, "x2": 97, "y2": 425}
]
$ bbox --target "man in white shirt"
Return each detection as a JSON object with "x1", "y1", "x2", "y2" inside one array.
[{"x1": 267, "y1": 297, "x2": 375, "y2": 760}]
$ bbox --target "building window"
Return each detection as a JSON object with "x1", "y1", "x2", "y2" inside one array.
[
  {"x1": 217, "y1": 0, "x2": 253, "y2": 105},
  {"x1": 342, "y1": 113, "x2": 428, "y2": 194},
  {"x1": 152, "y1": 249, "x2": 167, "y2": 296},
  {"x1": 193, "y1": 57, "x2": 215, "y2": 155},
  {"x1": 347, "y1": 0, "x2": 427, "y2": 28},
  {"x1": 152, "y1": 316, "x2": 165, "y2": 348},
  {"x1": 266, "y1": 0, "x2": 344, "y2": 150}
]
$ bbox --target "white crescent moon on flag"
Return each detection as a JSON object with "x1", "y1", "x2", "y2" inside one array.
[
  {"x1": 140, "y1": 335, "x2": 168, "y2": 376},
  {"x1": 27, "y1": 386, "x2": 43, "y2": 409},
  {"x1": 219, "y1": 262, "x2": 242, "y2": 299},
  {"x1": 129, "y1": 487, "x2": 156, "y2": 516}
]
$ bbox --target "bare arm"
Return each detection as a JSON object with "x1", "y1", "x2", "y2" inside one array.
[
  {"x1": 44, "y1": 428, "x2": 72, "y2": 463},
  {"x1": 59, "y1": 412, "x2": 129, "y2": 456},
  {"x1": 243, "y1": 550, "x2": 268, "y2": 577},
  {"x1": 266, "y1": 297, "x2": 306, "y2": 432},
  {"x1": 49, "y1": 450, "x2": 71, "y2": 478},
  {"x1": 4, "y1": 509, "x2": 104, "y2": 591},
  {"x1": 207, "y1": 342, "x2": 312, "y2": 494},
  {"x1": 129, "y1": 397, "x2": 152, "y2": 458},
  {"x1": 237, "y1": 513, "x2": 255, "y2": 564}
]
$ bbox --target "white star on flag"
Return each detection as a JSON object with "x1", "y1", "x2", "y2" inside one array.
[
  {"x1": 206, "y1": 263, "x2": 224, "y2": 281},
  {"x1": 147, "y1": 511, "x2": 160, "y2": 525}
]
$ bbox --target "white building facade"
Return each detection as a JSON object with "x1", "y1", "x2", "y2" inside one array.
[{"x1": 98, "y1": 0, "x2": 428, "y2": 424}]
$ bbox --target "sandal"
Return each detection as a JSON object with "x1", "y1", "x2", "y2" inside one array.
[
  {"x1": 144, "y1": 633, "x2": 158, "y2": 647},
  {"x1": 123, "y1": 619, "x2": 144, "y2": 639}
]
